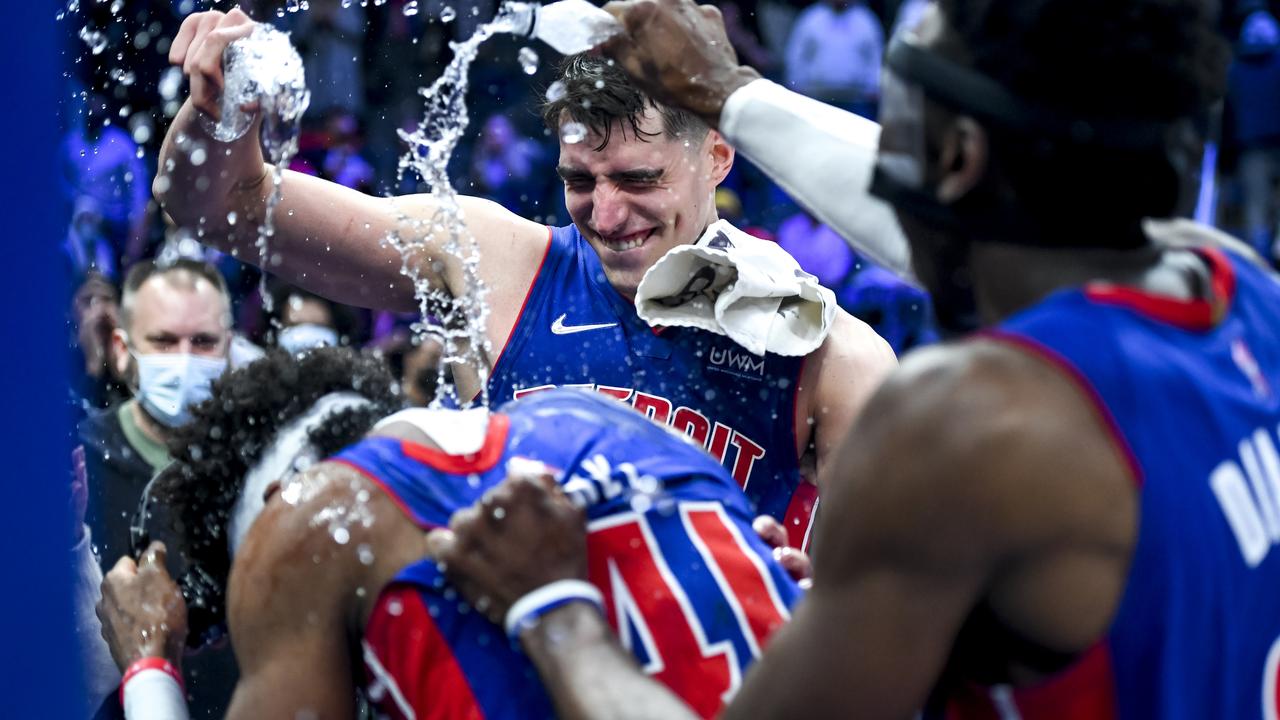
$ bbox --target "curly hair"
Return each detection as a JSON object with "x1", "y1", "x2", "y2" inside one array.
[
  {"x1": 149, "y1": 347, "x2": 402, "y2": 645},
  {"x1": 933, "y1": 0, "x2": 1228, "y2": 237}
]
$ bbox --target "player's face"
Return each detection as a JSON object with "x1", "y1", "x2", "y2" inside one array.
[{"x1": 558, "y1": 108, "x2": 731, "y2": 299}]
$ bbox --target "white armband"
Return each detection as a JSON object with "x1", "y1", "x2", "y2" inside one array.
[
  {"x1": 504, "y1": 580, "x2": 605, "y2": 639},
  {"x1": 120, "y1": 658, "x2": 190, "y2": 720},
  {"x1": 720, "y1": 79, "x2": 916, "y2": 283}
]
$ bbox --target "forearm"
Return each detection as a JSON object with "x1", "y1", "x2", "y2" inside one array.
[
  {"x1": 719, "y1": 79, "x2": 915, "y2": 282},
  {"x1": 71, "y1": 528, "x2": 123, "y2": 707},
  {"x1": 155, "y1": 100, "x2": 420, "y2": 310},
  {"x1": 521, "y1": 604, "x2": 698, "y2": 720},
  {"x1": 155, "y1": 99, "x2": 269, "y2": 240}
]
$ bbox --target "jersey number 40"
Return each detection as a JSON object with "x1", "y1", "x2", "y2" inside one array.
[{"x1": 587, "y1": 502, "x2": 795, "y2": 719}]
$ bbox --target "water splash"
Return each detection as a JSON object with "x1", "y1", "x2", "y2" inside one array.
[
  {"x1": 78, "y1": 25, "x2": 107, "y2": 55},
  {"x1": 545, "y1": 79, "x2": 567, "y2": 102},
  {"x1": 561, "y1": 121, "x2": 587, "y2": 144},
  {"x1": 199, "y1": 24, "x2": 311, "y2": 316},
  {"x1": 390, "y1": 5, "x2": 544, "y2": 408},
  {"x1": 518, "y1": 46, "x2": 539, "y2": 75}
]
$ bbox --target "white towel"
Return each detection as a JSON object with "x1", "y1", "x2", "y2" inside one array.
[{"x1": 635, "y1": 220, "x2": 837, "y2": 357}]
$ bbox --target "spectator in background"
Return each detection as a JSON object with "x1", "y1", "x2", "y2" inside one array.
[
  {"x1": 1226, "y1": 4, "x2": 1280, "y2": 263},
  {"x1": 60, "y1": 93, "x2": 151, "y2": 276},
  {"x1": 374, "y1": 329, "x2": 448, "y2": 406},
  {"x1": 75, "y1": 258, "x2": 237, "y2": 718},
  {"x1": 777, "y1": 209, "x2": 936, "y2": 354},
  {"x1": 469, "y1": 113, "x2": 546, "y2": 214},
  {"x1": 321, "y1": 111, "x2": 376, "y2": 192},
  {"x1": 69, "y1": 271, "x2": 129, "y2": 415},
  {"x1": 267, "y1": 283, "x2": 356, "y2": 354},
  {"x1": 784, "y1": 0, "x2": 884, "y2": 118},
  {"x1": 720, "y1": 0, "x2": 778, "y2": 73},
  {"x1": 77, "y1": 259, "x2": 231, "y2": 573},
  {"x1": 282, "y1": 0, "x2": 366, "y2": 116}
]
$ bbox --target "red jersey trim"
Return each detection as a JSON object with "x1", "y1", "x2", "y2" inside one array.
[
  {"x1": 399, "y1": 413, "x2": 511, "y2": 475},
  {"x1": 364, "y1": 586, "x2": 486, "y2": 720},
  {"x1": 1082, "y1": 247, "x2": 1236, "y2": 331},
  {"x1": 330, "y1": 458, "x2": 434, "y2": 530},
  {"x1": 479, "y1": 226, "x2": 555, "y2": 405},
  {"x1": 980, "y1": 330, "x2": 1145, "y2": 488}
]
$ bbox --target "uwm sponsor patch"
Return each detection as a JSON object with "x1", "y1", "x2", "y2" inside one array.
[
  {"x1": 513, "y1": 383, "x2": 767, "y2": 488},
  {"x1": 707, "y1": 347, "x2": 766, "y2": 380}
]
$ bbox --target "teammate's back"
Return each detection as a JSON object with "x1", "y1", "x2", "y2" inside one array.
[
  {"x1": 982, "y1": 248, "x2": 1280, "y2": 719},
  {"x1": 334, "y1": 389, "x2": 804, "y2": 719}
]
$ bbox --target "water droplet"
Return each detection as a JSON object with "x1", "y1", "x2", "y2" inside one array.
[
  {"x1": 332, "y1": 527, "x2": 350, "y2": 544},
  {"x1": 78, "y1": 26, "x2": 107, "y2": 55},
  {"x1": 387, "y1": 599, "x2": 403, "y2": 616},
  {"x1": 518, "y1": 47, "x2": 538, "y2": 75},
  {"x1": 357, "y1": 543, "x2": 375, "y2": 565},
  {"x1": 561, "y1": 121, "x2": 587, "y2": 144},
  {"x1": 440, "y1": 5, "x2": 455, "y2": 22},
  {"x1": 403, "y1": 0, "x2": 419, "y2": 15},
  {"x1": 226, "y1": 211, "x2": 238, "y2": 226},
  {"x1": 189, "y1": 147, "x2": 207, "y2": 166}
]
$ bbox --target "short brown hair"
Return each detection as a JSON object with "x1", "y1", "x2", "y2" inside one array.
[
  {"x1": 542, "y1": 54, "x2": 708, "y2": 151},
  {"x1": 120, "y1": 258, "x2": 231, "y2": 332}
]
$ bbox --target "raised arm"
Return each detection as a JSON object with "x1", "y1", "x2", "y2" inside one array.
[
  {"x1": 601, "y1": 0, "x2": 914, "y2": 280},
  {"x1": 157, "y1": 9, "x2": 548, "y2": 312}
]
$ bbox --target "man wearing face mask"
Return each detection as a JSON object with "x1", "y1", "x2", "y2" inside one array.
[
  {"x1": 268, "y1": 285, "x2": 348, "y2": 355},
  {"x1": 76, "y1": 258, "x2": 232, "y2": 576}
]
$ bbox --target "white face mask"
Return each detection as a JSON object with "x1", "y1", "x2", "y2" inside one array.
[
  {"x1": 135, "y1": 353, "x2": 228, "y2": 428},
  {"x1": 278, "y1": 323, "x2": 339, "y2": 355}
]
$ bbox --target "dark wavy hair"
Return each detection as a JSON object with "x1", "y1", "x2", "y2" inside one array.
[
  {"x1": 147, "y1": 347, "x2": 402, "y2": 646},
  {"x1": 541, "y1": 53, "x2": 708, "y2": 151}
]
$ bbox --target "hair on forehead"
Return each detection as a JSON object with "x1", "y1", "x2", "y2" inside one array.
[
  {"x1": 120, "y1": 258, "x2": 232, "y2": 332},
  {"x1": 542, "y1": 54, "x2": 709, "y2": 152}
]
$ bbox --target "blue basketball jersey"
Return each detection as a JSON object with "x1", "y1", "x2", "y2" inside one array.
[
  {"x1": 948, "y1": 248, "x2": 1280, "y2": 719},
  {"x1": 487, "y1": 224, "x2": 811, "y2": 528},
  {"x1": 332, "y1": 389, "x2": 805, "y2": 720}
]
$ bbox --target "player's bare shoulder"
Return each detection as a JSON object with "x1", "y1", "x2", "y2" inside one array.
[
  {"x1": 851, "y1": 337, "x2": 1137, "y2": 551},
  {"x1": 225, "y1": 461, "x2": 414, "y2": 635}
]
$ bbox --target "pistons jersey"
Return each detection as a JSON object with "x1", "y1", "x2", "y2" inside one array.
[
  {"x1": 947, "y1": 248, "x2": 1280, "y2": 719},
  {"x1": 487, "y1": 224, "x2": 814, "y2": 539},
  {"x1": 331, "y1": 389, "x2": 805, "y2": 720}
]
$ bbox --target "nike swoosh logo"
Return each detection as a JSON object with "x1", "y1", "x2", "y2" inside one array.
[{"x1": 551, "y1": 313, "x2": 618, "y2": 335}]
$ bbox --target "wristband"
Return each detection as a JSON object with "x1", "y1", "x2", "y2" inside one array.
[
  {"x1": 120, "y1": 657, "x2": 189, "y2": 720},
  {"x1": 504, "y1": 579, "x2": 604, "y2": 639}
]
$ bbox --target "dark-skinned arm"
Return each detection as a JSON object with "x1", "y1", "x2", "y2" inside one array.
[{"x1": 433, "y1": 340, "x2": 1137, "y2": 719}]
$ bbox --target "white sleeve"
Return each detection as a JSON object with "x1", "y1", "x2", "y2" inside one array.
[
  {"x1": 719, "y1": 78, "x2": 916, "y2": 283},
  {"x1": 72, "y1": 527, "x2": 125, "y2": 711}
]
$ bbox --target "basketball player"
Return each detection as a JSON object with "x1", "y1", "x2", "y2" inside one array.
[
  {"x1": 426, "y1": 1, "x2": 1280, "y2": 718},
  {"x1": 154, "y1": 9, "x2": 896, "y2": 541},
  {"x1": 96, "y1": 348, "x2": 802, "y2": 718}
]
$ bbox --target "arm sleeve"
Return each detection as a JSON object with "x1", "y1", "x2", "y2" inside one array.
[
  {"x1": 719, "y1": 79, "x2": 916, "y2": 283},
  {"x1": 73, "y1": 527, "x2": 125, "y2": 711}
]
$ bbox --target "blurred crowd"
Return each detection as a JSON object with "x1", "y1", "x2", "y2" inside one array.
[{"x1": 62, "y1": 0, "x2": 1280, "y2": 422}]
